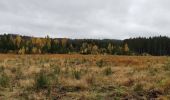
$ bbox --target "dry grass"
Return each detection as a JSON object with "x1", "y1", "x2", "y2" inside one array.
[{"x1": 0, "y1": 54, "x2": 169, "y2": 99}]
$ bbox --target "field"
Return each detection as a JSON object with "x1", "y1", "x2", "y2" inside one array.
[{"x1": 0, "y1": 54, "x2": 170, "y2": 100}]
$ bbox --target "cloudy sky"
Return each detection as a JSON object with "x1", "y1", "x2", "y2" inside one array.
[{"x1": 0, "y1": 0, "x2": 170, "y2": 39}]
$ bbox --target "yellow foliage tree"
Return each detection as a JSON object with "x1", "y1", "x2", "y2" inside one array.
[
  {"x1": 123, "y1": 43, "x2": 129, "y2": 53},
  {"x1": 32, "y1": 47, "x2": 38, "y2": 54},
  {"x1": 61, "y1": 38, "x2": 68, "y2": 47},
  {"x1": 92, "y1": 45, "x2": 98, "y2": 54},
  {"x1": 15, "y1": 35, "x2": 22, "y2": 48},
  {"x1": 107, "y1": 43, "x2": 114, "y2": 54},
  {"x1": 18, "y1": 47, "x2": 25, "y2": 54}
]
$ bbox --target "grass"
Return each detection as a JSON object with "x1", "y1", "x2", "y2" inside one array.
[
  {"x1": 72, "y1": 69, "x2": 81, "y2": 80},
  {"x1": 103, "y1": 67, "x2": 112, "y2": 76},
  {"x1": 35, "y1": 70, "x2": 50, "y2": 90},
  {"x1": 96, "y1": 59, "x2": 105, "y2": 68},
  {"x1": 0, "y1": 54, "x2": 169, "y2": 99},
  {"x1": 0, "y1": 73, "x2": 10, "y2": 88},
  {"x1": 163, "y1": 62, "x2": 170, "y2": 71}
]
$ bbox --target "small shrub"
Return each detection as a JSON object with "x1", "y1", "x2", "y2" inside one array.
[
  {"x1": 82, "y1": 58, "x2": 88, "y2": 64},
  {"x1": 123, "y1": 78, "x2": 134, "y2": 87},
  {"x1": 148, "y1": 67, "x2": 158, "y2": 75},
  {"x1": 72, "y1": 70, "x2": 81, "y2": 80},
  {"x1": 133, "y1": 83, "x2": 144, "y2": 92},
  {"x1": 86, "y1": 74, "x2": 95, "y2": 86},
  {"x1": 64, "y1": 67, "x2": 70, "y2": 78},
  {"x1": 53, "y1": 66, "x2": 61, "y2": 75},
  {"x1": 96, "y1": 59, "x2": 105, "y2": 68},
  {"x1": 0, "y1": 66, "x2": 5, "y2": 73},
  {"x1": 158, "y1": 79, "x2": 170, "y2": 94},
  {"x1": 95, "y1": 94, "x2": 104, "y2": 100},
  {"x1": 103, "y1": 67, "x2": 112, "y2": 76},
  {"x1": 114, "y1": 86, "x2": 126, "y2": 97},
  {"x1": 106, "y1": 86, "x2": 126, "y2": 99},
  {"x1": 163, "y1": 62, "x2": 170, "y2": 71},
  {"x1": 81, "y1": 68, "x2": 88, "y2": 74},
  {"x1": 35, "y1": 71, "x2": 50, "y2": 89},
  {"x1": 11, "y1": 67, "x2": 17, "y2": 73},
  {"x1": 15, "y1": 67, "x2": 23, "y2": 80},
  {"x1": 0, "y1": 73, "x2": 10, "y2": 88}
]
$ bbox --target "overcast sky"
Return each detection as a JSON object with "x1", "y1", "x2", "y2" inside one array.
[{"x1": 0, "y1": 0, "x2": 170, "y2": 39}]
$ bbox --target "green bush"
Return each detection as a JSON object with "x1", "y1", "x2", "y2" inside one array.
[
  {"x1": 15, "y1": 67, "x2": 24, "y2": 80},
  {"x1": 96, "y1": 59, "x2": 105, "y2": 68},
  {"x1": 163, "y1": 62, "x2": 170, "y2": 71},
  {"x1": 0, "y1": 73, "x2": 10, "y2": 88},
  {"x1": 53, "y1": 66, "x2": 61, "y2": 75},
  {"x1": 35, "y1": 71, "x2": 49, "y2": 89},
  {"x1": 72, "y1": 70, "x2": 81, "y2": 80},
  {"x1": 103, "y1": 67, "x2": 112, "y2": 76},
  {"x1": 0, "y1": 66, "x2": 5, "y2": 73},
  {"x1": 148, "y1": 67, "x2": 158, "y2": 75}
]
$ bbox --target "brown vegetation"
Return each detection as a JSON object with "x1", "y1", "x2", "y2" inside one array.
[{"x1": 0, "y1": 54, "x2": 169, "y2": 99}]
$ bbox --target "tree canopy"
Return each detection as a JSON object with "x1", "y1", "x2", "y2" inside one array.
[{"x1": 0, "y1": 34, "x2": 169, "y2": 56}]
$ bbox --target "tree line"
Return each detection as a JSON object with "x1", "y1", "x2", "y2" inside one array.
[
  {"x1": 0, "y1": 34, "x2": 129, "y2": 55},
  {"x1": 125, "y1": 36, "x2": 170, "y2": 56},
  {"x1": 0, "y1": 34, "x2": 169, "y2": 56}
]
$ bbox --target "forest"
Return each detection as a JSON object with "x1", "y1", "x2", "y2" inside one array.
[
  {"x1": 0, "y1": 34, "x2": 169, "y2": 56},
  {"x1": 125, "y1": 36, "x2": 170, "y2": 56}
]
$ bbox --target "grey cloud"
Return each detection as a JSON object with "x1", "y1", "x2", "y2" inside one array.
[{"x1": 0, "y1": 0, "x2": 170, "y2": 39}]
